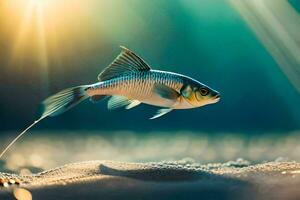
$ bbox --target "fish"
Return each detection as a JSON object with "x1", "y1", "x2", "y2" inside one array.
[
  {"x1": 0, "y1": 46, "x2": 220, "y2": 159},
  {"x1": 41, "y1": 46, "x2": 220, "y2": 118}
]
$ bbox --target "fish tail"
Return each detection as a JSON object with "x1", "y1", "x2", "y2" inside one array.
[
  {"x1": 40, "y1": 85, "x2": 90, "y2": 118},
  {"x1": 0, "y1": 85, "x2": 90, "y2": 159}
]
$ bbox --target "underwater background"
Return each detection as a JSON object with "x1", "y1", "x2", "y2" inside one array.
[{"x1": 0, "y1": 0, "x2": 300, "y2": 171}]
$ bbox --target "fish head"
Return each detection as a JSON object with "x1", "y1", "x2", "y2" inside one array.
[{"x1": 180, "y1": 81, "x2": 220, "y2": 107}]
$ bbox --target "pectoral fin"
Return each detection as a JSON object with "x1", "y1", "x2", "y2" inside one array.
[
  {"x1": 153, "y1": 83, "x2": 180, "y2": 101},
  {"x1": 150, "y1": 108, "x2": 173, "y2": 120}
]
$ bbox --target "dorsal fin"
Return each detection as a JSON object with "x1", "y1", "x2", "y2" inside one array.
[{"x1": 98, "y1": 46, "x2": 151, "y2": 81}]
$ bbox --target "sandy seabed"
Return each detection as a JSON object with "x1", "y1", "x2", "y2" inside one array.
[
  {"x1": 1, "y1": 159, "x2": 300, "y2": 200},
  {"x1": 1, "y1": 131, "x2": 300, "y2": 200}
]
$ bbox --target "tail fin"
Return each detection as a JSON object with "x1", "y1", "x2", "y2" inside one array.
[
  {"x1": 40, "y1": 85, "x2": 89, "y2": 118},
  {"x1": 0, "y1": 85, "x2": 89, "y2": 159}
]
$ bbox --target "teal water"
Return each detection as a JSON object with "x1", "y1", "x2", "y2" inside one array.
[
  {"x1": 0, "y1": 0, "x2": 299, "y2": 133},
  {"x1": 0, "y1": 0, "x2": 300, "y2": 173}
]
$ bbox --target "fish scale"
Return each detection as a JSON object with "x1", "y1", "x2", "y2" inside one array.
[{"x1": 89, "y1": 70, "x2": 184, "y2": 104}]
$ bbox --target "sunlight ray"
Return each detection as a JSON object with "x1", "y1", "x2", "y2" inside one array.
[
  {"x1": 36, "y1": 3, "x2": 49, "y2": 93},
  {"x1": 10, "y1": 1, "x2": 35, "y2": 68},
  {"x1": 230, "y1": 0, "x2": 300, "y2": 93},
  {"x1": 7, "y1": 0, "x2": 50, "y2": 93}
]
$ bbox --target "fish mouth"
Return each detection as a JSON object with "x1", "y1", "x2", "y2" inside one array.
[{"x1": 212, "y1": 94, "x2": 221, "y2": 102}]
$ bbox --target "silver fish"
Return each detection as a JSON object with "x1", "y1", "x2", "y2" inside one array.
[
  {"x1": 43, "y1": 46, "x2": 220, "y2": 119},
  {"x1": 0, "y1": 46, "x2": 220, "y2": 158}
]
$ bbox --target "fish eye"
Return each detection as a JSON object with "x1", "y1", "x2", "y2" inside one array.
[{"x1": 200, "y1": 88, "x2": 209, "y2": 96}]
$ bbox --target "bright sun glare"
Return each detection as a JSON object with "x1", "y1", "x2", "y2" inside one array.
[
  {"x1": 29, "y1": 0, "x2": 49, "y2": 6},
  {"x1": 6, "y1": 0, "x2": 62, "y2": 92}
]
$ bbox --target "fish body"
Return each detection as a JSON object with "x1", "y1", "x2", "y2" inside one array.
[{"x1": 87, "y1": 69, "x2": 219, "y2": 110}]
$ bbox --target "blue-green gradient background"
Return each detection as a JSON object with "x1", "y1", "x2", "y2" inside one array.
[{"x1": 0, "y1": 0, "x2": 299, "y2": 133}]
